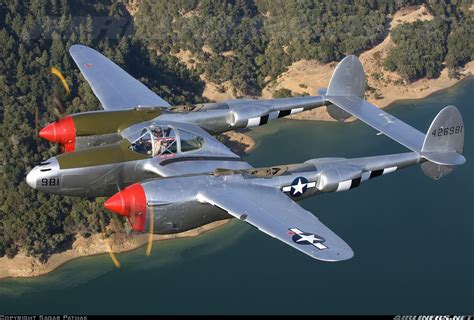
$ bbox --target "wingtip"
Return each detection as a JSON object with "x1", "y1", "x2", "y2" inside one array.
[
  {"x1": 313, "y1": 245, "x2": 354, "y2": 262},
  {"x1": 69, "y1": 44, "x2": 81, "y2": 52},
  {"x1": 69, "y1": 44, "x2": 94, "y2": 54},
  {"x1": 302, "y1": 246, "x2": 354, "y2": 262},
  {"x1": 332, "y1": 248, "x2": 354, "y2": 262},
  {"x1": 339, "y1": 54, "x2": 361, "y2": 64},
  {"x1": 456, "y1": 153, "x2": 465, "y2": 165},
  {"x1": 341, "y1": 247, "x2": 355, "y2": 261}
]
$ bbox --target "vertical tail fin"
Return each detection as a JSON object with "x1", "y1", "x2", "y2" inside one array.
[
  {"x1": 420, "y1": 105, "x2": 465, "y2": 180},
  {"x1": 325, "y1": 55, "x2": 366, "y2": 122},
  {"x1": 321, "y1": 55, "x2": 466, "y2": 180}
]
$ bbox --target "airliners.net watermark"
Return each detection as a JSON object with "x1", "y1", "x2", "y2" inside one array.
[{"x1": 394, "y1": 316, "x2": 474, "y2": 320}]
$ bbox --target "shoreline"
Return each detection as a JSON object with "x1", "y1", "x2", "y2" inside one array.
[
  {"x1": 1, "y1": 77, "x2": 471, "y2": 282},
  {"x1": 380, "y1": 75, "x2": 474, "y2": 109},
  {"x1": 289, "y1": 73, "x2": 474, "y2": 122},
  {"x1": 0, "y1": 133, "x2": 257, "y2": 281},
  {"x1": 0, "y1": 219, "x2": 234, "y2": 280},
  {"x1": 220, "y1": 130, "x2": 256, "y2": 156},
  {"x1": 268, "y1": 6, "x2": 473, "y2": 122}
]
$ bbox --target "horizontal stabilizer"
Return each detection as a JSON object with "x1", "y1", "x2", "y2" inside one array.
[
  {"x1": 326, "y1": 95, "x2": 425, "y2": 152},
  {"x1": 321, "y1": 56, "x2": 466, "y2": 179},
  {"x1": 326, "y1": 96, "x2": 466, "y2": 169},
  {"x1": 420, "y1": 151, "x2": 465, "y2": 166},
  {"x1": 322, "y1": 55, "x2": 466, "y2": 179}
]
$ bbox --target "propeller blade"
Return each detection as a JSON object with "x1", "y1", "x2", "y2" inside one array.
[
  {"x1": 107, "y1": 246, "x2": 121, "y2": 269},
  {"x1": 98, "y1": 210, "x2": 121, "y2": 269},
  {"x1": 53, "y1": 96, "x2": 66, "y2": 116},
  {"x1": 128, "y1": 212, "x2": 135, "y2": 229},
  {"x1": 50, "y1": 67, "x2": 71, "y2": 95},
  {"x1": 34, "y1": 105, "x2": 39, "y2": 144},
  {"x1": 145, "y1": 206, "x2": 154, "y2": 256}
]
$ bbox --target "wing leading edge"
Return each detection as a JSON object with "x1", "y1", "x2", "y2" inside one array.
[
  {"x1": 69, "y1": 45, "x2": 171, "y2": 110},
  {"x1": 197, "y1": 184, "x2": 353, "y2": 262}
]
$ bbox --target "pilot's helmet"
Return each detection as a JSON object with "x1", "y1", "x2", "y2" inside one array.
[{"x1": 151, "y1": 127, "x2": 163, "y2": 137}]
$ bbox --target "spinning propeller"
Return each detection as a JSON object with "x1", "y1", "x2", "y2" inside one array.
[
  {"x1": 36, "y1": 67, "x2": 74, "y2": 153},
  {"x1": 99, "y1": 182, "x2": 156, "y2": 268},
  {"x1": 40, "y1": 68, "x2": 157, "y2": 264},
  {"x1": 104, "y1": 183, "x2": 156, "y2": 257}
]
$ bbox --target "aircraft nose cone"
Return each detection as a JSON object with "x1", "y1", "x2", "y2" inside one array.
[
  {"x1": 104, "y1": 183, "x2": 147, "y2": 219},
  {"x1": 104, "y1": 192, "x2": 127, "y2": 216},
  {"x1": 26, "y1": 167, "x2": 39, "y2": 189},
  {"x1": 25, "y1": 158, "x2": 60, "y2": 190},
  {"x1": 39, "y1": 122, "x2": 58, "y2": 142}
]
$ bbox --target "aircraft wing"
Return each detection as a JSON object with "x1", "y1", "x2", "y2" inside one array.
[
  {"x1": 197, "y1": 184, "x2": 353, "y2": 261},
  {"x1": 69, "y1": 45, "x2": 171, "y2": 110}
]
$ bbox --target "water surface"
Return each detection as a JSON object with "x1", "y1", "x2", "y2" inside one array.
[{"x1": 0, "y1": 79, "x2": 473, "y2": 314}]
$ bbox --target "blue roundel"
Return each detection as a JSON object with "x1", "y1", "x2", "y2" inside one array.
[{"x1": 290, "y1": 176, "x2": 309, "y2": 197}]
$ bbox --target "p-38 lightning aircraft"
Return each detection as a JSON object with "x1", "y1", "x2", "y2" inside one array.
[{"x1": 26, "y1": 46, "x2": 466, "y2": 261}]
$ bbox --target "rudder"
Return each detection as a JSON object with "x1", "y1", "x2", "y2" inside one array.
[
  {"x1": 325, "y1": 55, "x2": 366, "y2": 122},
  {"x1": 420, "y1": 105, "x2": 465, "y2": 180}
]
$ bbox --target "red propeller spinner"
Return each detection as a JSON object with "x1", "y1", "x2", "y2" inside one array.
[
  {"x1": 39, "y1": 116, "x2": 76, "y2": 152},
  {"x1": 104, "y1": 183, "x2": 147, "y2": 232}
]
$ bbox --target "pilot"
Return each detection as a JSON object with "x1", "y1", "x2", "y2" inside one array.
[
  {"x1": 150, "y1": 127, "x2": 163, "y2": 138},
  {"x1": 150, "y1": 127, "x2": 163, "y2": 156},
  {"x1": 153, "y1": 139, "x2": 165, "y2": 156}
]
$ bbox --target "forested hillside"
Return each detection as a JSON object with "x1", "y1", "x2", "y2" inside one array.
[
  {"x1": 384, "y1": 2, "x2": 473, "y2": 80},
  {"x1": 0, "y1": 0, "x2": 472, "y2": 261},
  {"x1": 135, "y1": 0, "x2": 473, "y2": 95},
  {"x1": 0, "y1": 0, "x2": 205, "y2": 260}
]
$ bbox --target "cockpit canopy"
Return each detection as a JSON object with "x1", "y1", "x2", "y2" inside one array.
[{"x1": 131, "y1": 124, "x2": 203, "y2": 157}]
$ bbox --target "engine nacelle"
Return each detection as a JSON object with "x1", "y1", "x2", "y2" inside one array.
[
  {"x1": 104, "y1": 179, "x2": 193, "y2": 233},
  {"x1": 316, "y1": 166, "x2": 363, "y2": 192},
  {"x1": 39, "y1": 108, "x2": 163, "y2": 152},
  {"x1": 103, "y1": 177, "x2": 230, "y2": 234},
  {"x1": 228, "y1": 104, "x2": 269, "y2": 128}
]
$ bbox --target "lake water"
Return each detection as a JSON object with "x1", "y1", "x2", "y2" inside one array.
[{"x1": 0, "y1": 78, "x2": 473, "y2": 315}]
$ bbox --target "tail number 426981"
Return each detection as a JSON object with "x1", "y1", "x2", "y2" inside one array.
[{"x1": 431, "y1": 125, "x2": 463, "y2": 137}]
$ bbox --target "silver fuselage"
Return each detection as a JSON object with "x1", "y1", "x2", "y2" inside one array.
[
  {"x1": 140, "y1": 152, "x2": 421, "y2": 234},
  {"x1": 26, "y1": 96, "x2": 326, "y2": 196}
]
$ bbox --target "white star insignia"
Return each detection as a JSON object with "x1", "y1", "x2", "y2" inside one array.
[
  {"x1": 297, "y1": 233, "x2": 322, "y2": 244},
  {"x1": 292, "y1": 178, "x2": 306, "y2": 196}
]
